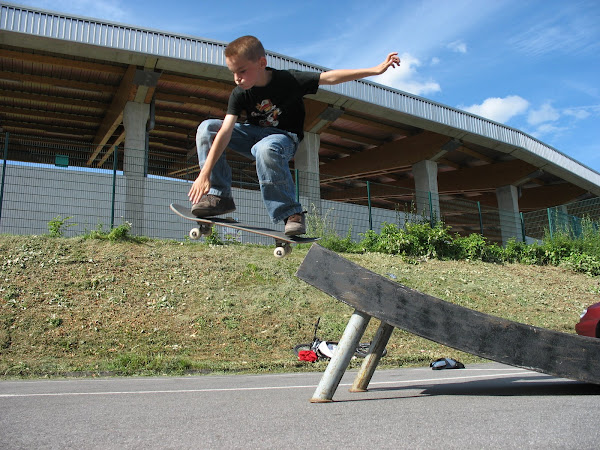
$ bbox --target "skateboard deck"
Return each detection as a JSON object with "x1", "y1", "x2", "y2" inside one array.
[{"x1": 170, "y1": 203, "x2": 318, "y2": 257}]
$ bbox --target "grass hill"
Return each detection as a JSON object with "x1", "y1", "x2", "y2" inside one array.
[{"x1": 0, "y1": 234, "x2": 597, "y2": 378}]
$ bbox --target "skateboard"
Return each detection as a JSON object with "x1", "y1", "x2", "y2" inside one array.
[{"x1": 169, "y1": 203, "x2": 319, "y2": 258}]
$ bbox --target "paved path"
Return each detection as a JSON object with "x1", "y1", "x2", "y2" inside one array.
[{"x1": 1, "y1": 363, "x2": 598, "y2": 449}]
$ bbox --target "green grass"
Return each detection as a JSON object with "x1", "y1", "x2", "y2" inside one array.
[{"x1": 0, "y1": 234, "x2": 597, "y2": 378}]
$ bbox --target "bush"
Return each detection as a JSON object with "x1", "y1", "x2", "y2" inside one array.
[
  {"x1": 454, "y1": 233, "x2": 502, "y2": 263},
  {"x1": 359, "y1": 222, "x2": 456, "y2": 259},
  {"x1": 319, "y1": 215, "x2": 600, "y2": 278}
]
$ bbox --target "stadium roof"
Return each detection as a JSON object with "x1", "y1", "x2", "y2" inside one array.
[{"x1": 1, "y1": 2, "x2": 599, "y2": 227}]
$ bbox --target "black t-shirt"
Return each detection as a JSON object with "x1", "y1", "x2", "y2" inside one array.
[{"x1": 227, "y1": 68, "x2": 320, "y2": 141}]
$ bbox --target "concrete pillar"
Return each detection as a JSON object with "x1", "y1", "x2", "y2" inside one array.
[
  {"x1": 496, "y1": 185, "x2": 523, "y2": 245},
  {"x1": 294, "y1": 132, "x2": 321, "y2": 214},
  {"x1": 412, "y1": 160, "x2": 440, "y2": 222},
  {"x1": 123, "y1": 101, "x2": 150, "y2": 235}
]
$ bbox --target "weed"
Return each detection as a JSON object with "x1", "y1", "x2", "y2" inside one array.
[
  {"x1": 84, "y1": 222, "x2": 147, "y2": 243},
  {"x1": 47, "y1": 314, "x2": 63, "y2": 328},
  {"x1": 48, "y1": 216, "x2": 76, "y2": 237}
]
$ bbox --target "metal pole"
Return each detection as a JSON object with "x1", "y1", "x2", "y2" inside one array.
[
  {"x1": 547, "y1": 208, "x2": 553, "y2": 239},
  {"x1": 366, "y1": 181, "x2": 373, "y2": 231},
  {"x1": 429, "y1": 191, "x2": 434, "y2": 227},
  {"x1": 520, "y1": 212, "x2": 526, "y2": 243},
  {"x1": 310, "y1": 309, "x2": 371, "y2": 403},
  {"x1": 294, "y1": 168, "x2": 300, "y2": 203},
  {"x1": 0, "y1": 132, "x2": 9, "y2": 225},
  {"x1": 477, "y1": 201, "x2": 484, "y2": 235},
  {"x1": 350, "y1": 321, "x2": 394, "y2": 393},
  {"x1": 111, "y1": 145, "x2": 118, "y2": 229}
]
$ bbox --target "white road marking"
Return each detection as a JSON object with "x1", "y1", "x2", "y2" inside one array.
[{"x1": 0, "y1": 369, "x2": 548, "y2": 398}]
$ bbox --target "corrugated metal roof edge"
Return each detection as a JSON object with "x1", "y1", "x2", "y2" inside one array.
[{"x1": 2, "y1": 2, "x2": 599, "y2": 190}]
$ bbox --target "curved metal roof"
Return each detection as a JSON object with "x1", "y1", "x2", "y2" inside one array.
[{"x1": 1, "y1": 2, "x2": 599, "y2": 212}]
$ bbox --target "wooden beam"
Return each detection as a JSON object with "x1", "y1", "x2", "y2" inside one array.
[
  {"x1": 303, "y1": 98, "x2": 330, "y2": 132},
  {"x1": 0, "y1": 88, "x2": 107, "y2": 110},
  {"x1": 341, "y1": 113, "x2": 411, "y2": 135},
  {"x1": 154, "y1": 92, "x2": 227, "y2": 111},
  {"x1": 159, "y1": 73, "x2": 232, "y2": 92},
  {"x1": 437, "y1": 160, "x2": 538, "y2": 192},
  {"x1": 97, "y1": 130, "x2": 126, "y2": 167},
  {"x1": 318, "y1": 131, "x2": 451, "y2": 180},
  {"x1": 87, "y1": 65, "x2": 138, "y2": 165},
  {"x1": 324, "y1": 127, "x2": 384, "y2": 146},
  {"x1": 296, "y1": 244, "x2": 600, "y2": 386},
  {"x1": 0, "y1": 49, "x2": 124, "y2": 74},
  {"x1": 0, "y1": 105, "x2": 100, "y2": 125},
  {"x1": 519, "y1": 184, "x2": 588, "y2": 210},
  {"x1": 455, "y1": 145, "x2": 495, "y2": 164},
  {"x1": 0, "y1": 70, "x2": 116, "y2": 93}
]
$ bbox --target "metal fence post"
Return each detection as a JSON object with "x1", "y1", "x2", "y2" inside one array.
[
  {"x1": 520, "y1": 212, "x2": 526, "y2": 243},
  {"x1": 294, "y1": 168, "x2": 300, "y2": 203},
  {"x1": 111, "y1": 145, "x2": 118, "y2": 229},
  {"x1": 547, "y1": 208, "x2": 553, "y2": 239},
  {"x1": 0, "y1": 132, "x2": 9, "y2": 225},
  {"x1": 366, "y1": 181, "x2": 373, "y2": 231},
  {"x1": 428, "y1": 191, "x2": 434, "y2": 227},
  {"x1": 477, "y1": 201, "x2": 484, "y2": 236}
]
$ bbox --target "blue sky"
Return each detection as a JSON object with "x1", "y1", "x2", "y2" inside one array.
[{"x1": 12, "y1": 0, "x2": 600, "y2": 173}]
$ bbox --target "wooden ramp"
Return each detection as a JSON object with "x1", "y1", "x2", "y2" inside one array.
[{"x1": 296, "y1": 244, "x2": 600, "y2": 402}]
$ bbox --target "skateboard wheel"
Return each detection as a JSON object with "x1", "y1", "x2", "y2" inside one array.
[
  {"x1": 274, "y1": 246, "x2": 286, "y2": 258},
  {"x1": 189, "y1": 228, "x2": 201, "y2": 240}
]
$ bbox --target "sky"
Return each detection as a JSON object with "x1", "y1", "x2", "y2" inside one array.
[{"x1": 10, "y1": 0, "x2": 600, "y2": 173}]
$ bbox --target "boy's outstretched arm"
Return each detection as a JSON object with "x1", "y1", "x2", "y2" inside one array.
[{"x1": 319, "y1": 52, "x2": 400, "y2": 85}]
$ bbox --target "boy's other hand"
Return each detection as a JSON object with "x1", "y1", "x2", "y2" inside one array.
[{"x1": 376, "y1": 52, "x2": 401, "y2": 74}]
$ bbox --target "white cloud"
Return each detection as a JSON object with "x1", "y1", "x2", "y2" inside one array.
[
  {"x1": 527, "y1": 102, "x2": 560, "y2": 126},
  {"x1": 372, "y1": 52, "x2": 441, "y2": 96},
  {"x1": 508, "y1": 6, "x2": 600, "y2": 57},
  {"x1": 447, "y1": 40, "x2": 467, "y2": 53},
  {"x1": 460, "y1": 96, "x2": 530, "y2": 123},
  {"x1": 564, "y1": 106, "x2": 595, "y2": 120}
]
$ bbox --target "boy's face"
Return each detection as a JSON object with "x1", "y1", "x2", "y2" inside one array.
[{"x1": 226, "y1": 55, "x2": 267, "y2": 90}]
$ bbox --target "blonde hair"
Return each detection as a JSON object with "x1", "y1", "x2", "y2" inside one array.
[{"x1": 225, "y1": 36, "x2": 266, "y2": 61}]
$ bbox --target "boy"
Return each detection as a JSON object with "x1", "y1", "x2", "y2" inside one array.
[{"x1": 188, "y1": 35, "x2": 400, "y2": 235}]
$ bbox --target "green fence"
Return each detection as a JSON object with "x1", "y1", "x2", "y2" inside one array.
[{"x1": 1, "y1": 132, "x2": 598, "y2": 244}]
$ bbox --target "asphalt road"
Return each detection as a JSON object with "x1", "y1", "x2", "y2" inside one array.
[{"x1": 1, "y1": 362, "x2": 598, "y2": 449}]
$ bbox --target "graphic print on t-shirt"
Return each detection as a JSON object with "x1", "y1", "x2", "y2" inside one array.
[{"x1": 252, "y1": 99, "x2": 282, "y2": 127}]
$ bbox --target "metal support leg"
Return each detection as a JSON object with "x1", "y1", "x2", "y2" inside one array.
[
  {"x1": 310, "y1": 310, "x2": 371, "y2": 403},
  {"x1": 350, "y1": 321, "x2": 394, "y2": 392}
]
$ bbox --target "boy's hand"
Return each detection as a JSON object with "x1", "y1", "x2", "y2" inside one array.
[
  {"x1": 375, "y1": 52, "x2": 401, "y2": 75},
  {"x1": 188, "y1": 171, "x2": 211, "y2": 204},
  {"x1": 319, "y1": 52, "x2": 401, "y2": 85}
]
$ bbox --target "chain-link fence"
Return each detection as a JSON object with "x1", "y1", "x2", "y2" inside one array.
[{"x1": 1, "y1": 133, "x2": 597, "y2": 245}]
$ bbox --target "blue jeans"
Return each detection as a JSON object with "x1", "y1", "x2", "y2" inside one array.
[{"x1": 196, "y1": 119, "x2": 302, "y2": 223}]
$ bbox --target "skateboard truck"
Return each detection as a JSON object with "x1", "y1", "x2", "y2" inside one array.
[{"x1": 190, "y1": 222, "x2": 213, "y2": 239}]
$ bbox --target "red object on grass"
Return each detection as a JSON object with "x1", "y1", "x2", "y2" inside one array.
[
  {"x1": 576, "y1": 302, "x2": 600, "y2": 338},
  {"x1": 298, "y1": 350, "x2": 318, "y2": 362}
]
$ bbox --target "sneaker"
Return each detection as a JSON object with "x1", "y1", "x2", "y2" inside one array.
[
  {"x1": 284, "y1": 212, "x2": 306, "y2": 236},
  {"x1": 191, "y1": 194, "x2": 236, "y2": 217}
]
